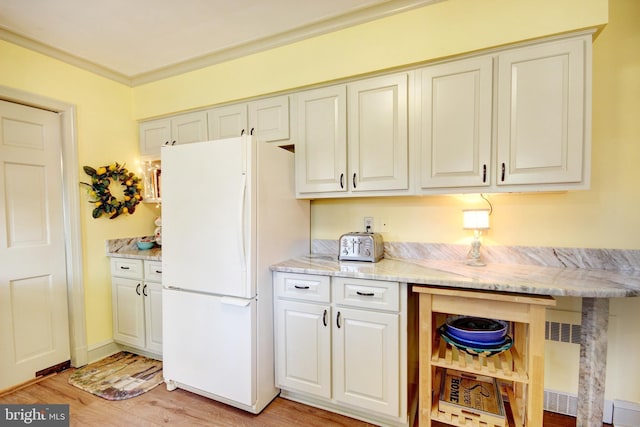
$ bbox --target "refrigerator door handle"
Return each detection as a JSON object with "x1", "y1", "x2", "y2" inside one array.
[
  {"x1": 220, "y1": 296, "x2": 252, "y2": 307},
  {"x1": 238, "y1": 172, "x2": 247, "y2": 275}
]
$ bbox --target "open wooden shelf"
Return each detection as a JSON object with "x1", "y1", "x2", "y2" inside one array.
[
  {"x1": 431, "y1": 367, "x2": 509, "y2": 427},
  {"x1": 430, "y1": 334, "x2": 528, "y2": 384}
]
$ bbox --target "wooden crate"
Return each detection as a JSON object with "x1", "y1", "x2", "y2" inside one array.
[{"x1": 438, "y1": 369, "x2": 506, "y2": 427}]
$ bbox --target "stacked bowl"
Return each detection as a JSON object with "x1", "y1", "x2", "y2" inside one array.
[{"x1": 439, "y1": 315, "x2": 512, "y2": 356}]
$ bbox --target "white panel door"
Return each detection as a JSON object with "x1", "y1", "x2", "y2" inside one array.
[
  {"x1": 0, "y1": 100, "x2": 70, "y2": 389},
  {"x1": 143, "y1": 281, "x2": 163, "y2": 354},
  {"x1": 275, "y1": 299, "x2": 331, "y2": 398},
  {"x1": 162, "y1": 289, "x2": 255, "y2": 407},
  {"x1": 139, "y1": 118, "x2": 171, "y2": 156},
  {"x1": 419, "y1": 56, "x2": 493, "y2": 189},
  {"x1": 171, "y1": 111, "x2": 208, "y2": 145},
  {"x1": 497, "y1": 37, "x2": 587, "y2": 185},
  {"x1": 295, "y1": 85, "x2": 347, "y2": 194},
  {"x1": 333, "y1": 307, "x2": 399, "y2": 417},
  {"x1": 207, "y1": 104, "x2": 247, "y2": 139},
  {"x1": 348, "y1": 73, "x2": 409, "y2": 192},
  {"x1": 248, "y1": 95, "x2": 290, "y2": 142},
  {"x1": 111, "y1": 277, "x2": 145, "y2": 348}
]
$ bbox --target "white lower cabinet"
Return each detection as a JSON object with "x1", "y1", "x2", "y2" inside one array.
[
  {"x1": 275, "y1": 299, "x2": 331, "y2": 398},
  {"x1": 110, "y1": 258, "x2": 163, "y2": 358},
  {"x1": 274, "y1": 272, "x2": 413, "y2": 426}
]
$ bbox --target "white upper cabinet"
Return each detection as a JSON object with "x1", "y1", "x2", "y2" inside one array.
[
  {"x1": 207, "y1": 103, "x2": 247, "y2": 140},
  {"x1": 207, "y1": 95, "x2": 290, "y2": 143},
  {"x1": 415, "y1": 32, "x2": 591, "y2": 193},
  {"x1": 418, "y1": 56, "x2": 494, "y2": 189},
  {"x1": 139, "y1": 111, "x2": 207, "y2": 158},
  {"x1": 139, "y1": 118, "x2": 171, "y2": 158},
  {"x1": 496, "y1": 36, "x2": 589, "y2": 188},
  {"x1": 295, "y1": 73, "x2": 410, "y2": 198},
  {"x1": 248, "y1": 95, "x2": 290, "y2": 142},
  {"x1": 295, "y1": 85, "x2": 347, "y2": 195},
  {"x1": 348, "y1": 73, "x2": 409, "y2": 193}
]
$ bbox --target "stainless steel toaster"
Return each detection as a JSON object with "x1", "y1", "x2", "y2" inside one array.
[{"x1": 338, "y1": 232, "x2": 384, "y2": 262}]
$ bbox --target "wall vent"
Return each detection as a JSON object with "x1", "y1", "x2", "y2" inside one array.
[
  {"x1": 544, "y1": 389, "x2": 613, "y2": 424},
  {"x1": 545, "y1": 321, "x2": 581, "y2": 344}
]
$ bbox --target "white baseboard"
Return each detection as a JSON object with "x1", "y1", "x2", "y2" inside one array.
[
  {"x1": 613, "y1": 399, "x2": 640, "y2": 427},
  {"x1": 86, "y1": 340, "x2": 121, "y2": 365}
]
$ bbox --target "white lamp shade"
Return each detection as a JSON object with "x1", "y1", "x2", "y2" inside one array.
[{"x1": 463, "y1": 209, "x2": 490, "y2": 230}]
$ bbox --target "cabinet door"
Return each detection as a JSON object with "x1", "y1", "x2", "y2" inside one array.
[
  {"x1": 143, "y1": 281, "x2": 163, "y2": 354},
  {"x1": 348, "y1": 74, "x2": 409, "y2": 192},
  {"x1": 139, "y1": 119, "x2": 171, "y2": 157},
  {"x1": 111, "y1": 277, "x2": 145, "y2": 348},
  {"x1": 497, "y1": 36, "x2": 587, "y2": 186},
  {"x1": 171, "y1": 111, "x2": 208, "y2": 145},
  {"x1": 248, "y1": 95, "x2": 290, "y2": 142},
  {"x1": 275, "y1": 299, "x2": 331, "y2": 399},
  {"x1": 333, "y1": 307, "x2": 399, "y2": 417},
  {"x1": 419, "y1": 57, "x2": 493, "y2": 189},
  {"x1": 295, "y1": 85, "x2": 347, "y2": 195},
  {"x1": 207, "y1": 104, "x2": 247, "y2": 139}
]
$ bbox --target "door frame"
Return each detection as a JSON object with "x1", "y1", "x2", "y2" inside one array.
[{"x1": 0, "y1": 85, "x2": 87, "y2": 367}]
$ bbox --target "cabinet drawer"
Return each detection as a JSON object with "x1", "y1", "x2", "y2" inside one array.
[
  {"x1": 144, "y1": 261, "x2": 163, "y2": 282},
  {"x1": 110, "y1": 258, "x2": 144, "y2": 279},
  {"x1": 332, "y1": 277, "x2": 399, "y2": 312},
  {"x1": 274, "y1": 272, "x2": 330, "y2": 303}
]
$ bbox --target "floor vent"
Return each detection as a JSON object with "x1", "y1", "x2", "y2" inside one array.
[{"x1": 544, "y1": 389, "x2": 613, "y2": 424}]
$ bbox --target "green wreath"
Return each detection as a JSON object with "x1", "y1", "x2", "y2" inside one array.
[{"x1": 81, "y1": 162, "x2": 143, "y2": 219}]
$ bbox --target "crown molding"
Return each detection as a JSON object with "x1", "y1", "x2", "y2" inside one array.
[
  {"x1": 0, "y1": 28, "x2": 131, "y2": 86},
  {"x1": 2, "y1": 0, "x2": 441, "y2": 87}
]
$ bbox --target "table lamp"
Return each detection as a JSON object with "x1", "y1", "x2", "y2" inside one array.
[{"x1": 463, "y1": 209, "x2": 490, "y2": 266}]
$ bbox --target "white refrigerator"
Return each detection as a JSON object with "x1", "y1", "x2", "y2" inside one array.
[{"x1": 160, "y1": 135, "x2": 310, "y2": 413}]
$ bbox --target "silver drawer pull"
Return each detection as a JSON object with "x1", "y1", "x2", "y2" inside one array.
[
  {"x1": 356, "y1": 291, "x2": 375, "y2": 297},
  {"x1": 294, "y1": 284, "x2": 310, "y2": 290}
]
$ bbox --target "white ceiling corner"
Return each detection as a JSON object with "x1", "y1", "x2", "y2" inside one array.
[{"x1": 0, "y1": 0, "x2": 439, "y2": 86}]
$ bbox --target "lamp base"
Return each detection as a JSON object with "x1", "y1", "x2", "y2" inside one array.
[{"x1": 464, "y1": 258, "x2": 486, "y2": 267}]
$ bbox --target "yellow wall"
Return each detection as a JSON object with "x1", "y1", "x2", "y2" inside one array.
[
  {"x1": 0, "y1": 41, "x2": 159, "y2": 346},
  {"x1": 132, "y1": 0, "x2": 608, "y2": 119}
]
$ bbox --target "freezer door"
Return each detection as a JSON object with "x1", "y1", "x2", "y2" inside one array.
[
  {"x1": 161, "y1": 137, "x2": 253, "y2": 298},
  {"x1": 162, "y1": 289, "x2": 256, "y2": 406}
]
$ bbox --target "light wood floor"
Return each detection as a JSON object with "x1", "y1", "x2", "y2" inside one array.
[{"x1": 0, "y1": 369, "x2": 594, "y2": 426}]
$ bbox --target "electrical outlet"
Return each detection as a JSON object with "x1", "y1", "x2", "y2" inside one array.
[{"x1": 364, "y1": 216, "x2": 374, "y2": 232}]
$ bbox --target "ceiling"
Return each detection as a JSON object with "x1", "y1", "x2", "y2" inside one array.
[{"x1": 0, "y1": 0, "x2": 437, "y2": 86}]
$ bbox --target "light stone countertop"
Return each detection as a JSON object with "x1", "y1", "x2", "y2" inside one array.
[
  {"x1": 270, "y1": 254, "x2": 640, "y2": 298},
  {"x1": 105, "y1": 237, "x2": 161, "y2": 261}
]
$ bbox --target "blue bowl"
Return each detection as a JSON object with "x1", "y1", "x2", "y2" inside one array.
[
  {"x1": 445, "y1": 315, "x2": 508, "y2": 343},
  {"x1": 136, "y1": 240, "x2": 155, "y2": 250}
]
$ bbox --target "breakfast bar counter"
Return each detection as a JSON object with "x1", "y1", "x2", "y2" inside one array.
[{"x1": 271, "y1": 254, "x2": 640, "y2": 427}]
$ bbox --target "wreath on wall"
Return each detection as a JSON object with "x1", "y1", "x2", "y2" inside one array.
[{"x1": 81, "y1": 162, "x2": 143, "y2": 219}]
